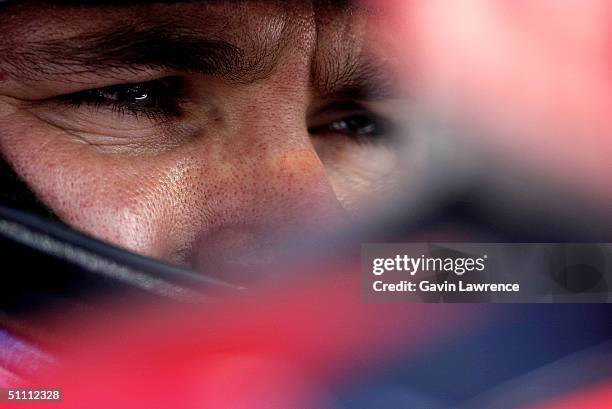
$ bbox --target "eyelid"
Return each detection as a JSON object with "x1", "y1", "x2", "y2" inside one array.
[
  {"x1": 307, "y1": 100, "x2": 398, "y2": 146},
  {"x1": 12, "y1": 67, "x2": 181, "y2": 100},
  {"x1": 309, "y1": 100, "x2": 366, "y2": 117},
  {"x1": 308, "y1": 101, "x2": 379, "y2": 129},
  {"x1": 49, "y1": 77, "x2": 187, "y2": 122}
]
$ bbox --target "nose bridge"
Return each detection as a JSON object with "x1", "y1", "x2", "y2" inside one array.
[
  {"x1": 258, "y1": 138, "x2": 342, "y2": 224},
  {"x1": 229, "y1": 100, "x2": 344, "y2": 230},
  {"x1": 214, "y1": 21, "x2": 343, "y2": 229},
  {"x1": 184, "y1": 11, "x2": 349, "y2": 270}
]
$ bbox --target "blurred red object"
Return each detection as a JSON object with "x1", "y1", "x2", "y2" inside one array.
[
  {"x1": 6, "y1": 272, "x2": 478, "y2": 408},
  {"x1": 369, "y1": 0, "x2": 612, "y2": 203}
]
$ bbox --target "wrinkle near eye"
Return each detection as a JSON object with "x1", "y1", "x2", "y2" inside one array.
[{"x1": 55, "y1": 78, "x2": 186, "y2": 121}]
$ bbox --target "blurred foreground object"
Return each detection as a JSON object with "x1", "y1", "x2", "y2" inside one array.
[{"x1": 371, "y1": 0, "x2": 612, "y2": 203}]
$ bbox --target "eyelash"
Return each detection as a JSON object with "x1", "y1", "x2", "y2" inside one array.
[
  {"x1": 308, "y1": 106, "x2": 395, "y2": 144},
  {"x1": 53, "y1": 79, "x2": 394, "y2": 142},
  {"x1": 55, "y1": 78, "x2": 184, "y2": 121}
]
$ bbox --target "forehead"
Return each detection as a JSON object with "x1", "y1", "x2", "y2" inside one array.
[
  {"x1": 0, "y1": 3, "x2": 295, "y2": 50},
  {"x1": 0, "y1": 1, "x2": 392, "y2": 98},
  {"x1": 0, "y1": 1, "x2": 358, "y2": 40},
  {"x1": 0, "y1": 1, "x2": 366, "y2": 65}
]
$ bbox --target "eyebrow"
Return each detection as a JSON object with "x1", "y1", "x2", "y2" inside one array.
[
  {"x1": 7, "y1": 24, "x2": 280, "y2": 83},
  {"x1": 312, "y1": 53, "x2": 397, "y2": 101}
]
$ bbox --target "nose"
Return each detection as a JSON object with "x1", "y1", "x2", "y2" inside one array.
[
  {"x1": 185, "y1": 95, "x2": 348, "y2": 281},
  {"x1": 189, "y1": 148, "x2": 347, "y2": 280}
]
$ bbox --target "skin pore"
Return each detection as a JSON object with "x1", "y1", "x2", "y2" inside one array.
[{"x1": 0, "y1": 1, "x2": 406, "y2": 279}]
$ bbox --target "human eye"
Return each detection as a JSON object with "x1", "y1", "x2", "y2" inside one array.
[
  {"x1": 19, "y1": 75, "x2": 207, "y2": 152},
  {"x1": 307, "y1": 101, "x2": 403, "y2": 214},
  {"x1": 53, "y1": 77, "x2": 185, "y2": 122},
  {"x1": 308, "y1": 103, "x2": 396, "y2": 145}
]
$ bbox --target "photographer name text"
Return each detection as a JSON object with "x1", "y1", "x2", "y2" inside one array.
[{"x1": 371, "y1": 254, "x2": 520, "y2": 293}]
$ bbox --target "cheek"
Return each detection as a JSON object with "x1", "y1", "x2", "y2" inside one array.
[
  {"x1": 0, "y1": 101, "x2": 347, "y2": 266},
  {"x1": 0, "y1": 112, "x2": 211, "y2": 258},
  {"x1": 313, "y1": 138, "x2": 401, "y2": 215}
]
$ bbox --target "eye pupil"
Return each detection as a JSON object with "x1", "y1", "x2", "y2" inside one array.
[
  {"x1": 96, "y1": 84, "x2": 152, "y2": 104},
  {"x1": 59, "y1": 77, "x2": 183, "y2": 120},
  {"x1": 123, "y1": 85, "x2": 150, "y2": 103}
]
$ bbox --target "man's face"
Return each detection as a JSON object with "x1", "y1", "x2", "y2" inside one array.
[{"x1": 0, "y1": 1, "x2": 404, "y2": 277}]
